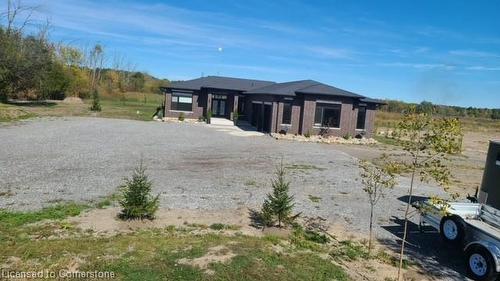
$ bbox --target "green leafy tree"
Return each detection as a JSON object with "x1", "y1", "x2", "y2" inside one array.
[
  {"x1": 0, "y1": 28, "x2": 56, "y2": 100},
  {"x1": 261, "y1": 160, "x2": 295, "y2": 227},
  {"x1": 130, "y1": 72, "x2": 145, "y2": 92},
  {"x1": 119, "y1": 161, "x2": 160, "y2": 220},
  {"x1": 416, "y1": 101, "x2": 434, "y2": 114},
  {"x1": 89, "y1": 89, "x2": 101, "y2": 111},
  {"x1": 359, "y1": 159, "x2": 396, "y2": 255},
  {"x1": 393, "y1": 113, "x2": 462, "y2": 280},
  {"x1": 491, "y1": 109, "x2": 500, "y2": 120},
  {"x1": 40, "y1": 62, "x2": 71, "y2": 99}
]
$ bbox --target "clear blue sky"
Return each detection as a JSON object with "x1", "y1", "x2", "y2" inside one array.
[{"x1": 8, "y1": 0, "x2": 500, "y2": 108}]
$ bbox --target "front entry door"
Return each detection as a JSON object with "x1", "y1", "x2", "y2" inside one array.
[{"x1": 211, "y1": 95, "x2": 227, "y2": 117}]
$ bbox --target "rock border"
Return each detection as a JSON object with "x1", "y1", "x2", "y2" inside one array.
[{"x1": 271, "y1": 133, "x2": 377, "y2": 145}]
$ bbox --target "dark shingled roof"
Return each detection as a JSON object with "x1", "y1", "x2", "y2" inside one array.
[
  {"x1": 168, "y1": 76, "x2": 275, "y2": 91},
  {"x1": 245, "y1": 80, "x2": 317, "y2": 96},
  {"x1": 166, "y1": 75, "x2": 381, "y2": 102},
  {"x1": 360, "y1": 97, "x2": 386, "y2": 104},
  {"x1": 246, "y1": 79, "x2": 364, "y2": 98},
  {"x1": 296, "y1": 82, "x2": 364, "y2": 98}
]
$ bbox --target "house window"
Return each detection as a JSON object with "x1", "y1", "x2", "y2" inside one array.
[
  {"x1": 282, "y1": 102, "x2": 292, "y2": 125},
  {"x1": 314, "y1": 103, "x2": 341, "y2": 128},
  {"x1": 171, "y1": 92, "x2": 192, "y2": 111},
  {"x1": 213, "y1": 94, "x2": 227, "y2": 100},
  {"x1": 356, "y1": 106, "x2": 367, "y2": 130}
]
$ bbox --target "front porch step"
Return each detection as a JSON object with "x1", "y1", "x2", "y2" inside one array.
[
  {"x1": 210, "y1": 118, "x2": 234, "y2": 126},
  {"x1": 207, "y1": 118, "x2": 264, "y2": 137}
]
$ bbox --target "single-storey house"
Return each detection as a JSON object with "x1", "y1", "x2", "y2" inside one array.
[{"x1": 160, "y1": 76, "x2": 383, "y2": 137}]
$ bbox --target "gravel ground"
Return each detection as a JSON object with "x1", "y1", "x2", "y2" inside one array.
[{"x1": 0, "y1": 117, "x2": 448, "y2": 238}]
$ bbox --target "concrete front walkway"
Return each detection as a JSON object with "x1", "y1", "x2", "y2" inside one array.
[{"x1": 207, "y1": 118, "x2": 264, "y2": 137}]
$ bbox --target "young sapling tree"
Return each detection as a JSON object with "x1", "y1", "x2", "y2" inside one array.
[
  {"x1": 393, "y1": 113, "x2": 462, "y2": 280},
  {"x1": 359, "y1": 159, "x2": 396, "y2": 255}
]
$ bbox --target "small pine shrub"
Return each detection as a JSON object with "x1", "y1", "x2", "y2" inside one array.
[
  {"x1": 90, "y1": 89, "x2": 101, "y2": 112},
  {"x1": 260, "y1": 159, "x2": 296, "y2": 227},
  {"x1": 118, "y1": 161, "x2": 159, "y2": 220},
  {"x1": 304, "y1": 131, "x2": 311, "y2": 138},
  {"x1": 178, "y1": 112, "x2": 185, "y2": 121},
  {"x1": 261, "y1": 200, "x2": 275, "y2": 227}
]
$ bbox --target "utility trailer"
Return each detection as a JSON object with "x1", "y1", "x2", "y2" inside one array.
[{"x1": 415, "y1": 200, "x2": 500, "y2": 281}]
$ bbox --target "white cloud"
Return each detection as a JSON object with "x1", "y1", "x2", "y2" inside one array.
[
  {"x1": 378, "y1": 62, "x2": 455, "y2": 70},
  {"x1": 449, "y1": 50, "x2": 500, "y2": 58},
  {"x1": 466, "y1": 66, "x2": 500, "y2": 71},
  {"x1": 306, "y1": 46, "x2": 354, "y2": 59}
]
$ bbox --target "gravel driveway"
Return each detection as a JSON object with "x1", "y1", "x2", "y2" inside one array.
[{"x1": 0, "y1": 117, "x2": 448, "y2": 237}]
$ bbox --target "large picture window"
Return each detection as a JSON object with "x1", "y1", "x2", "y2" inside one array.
[
  {"x1": 282, "y1": 102, "x2": 292, "y2": 125},
  {"x1": 314, "y1": 103, "x2": 341, "y2": 128},
  {"x1": 171, "y1": 92, "x2": 192, "y2": 111},
  {"x1": 356, "y1": 106, "x2": 366, "y2": 130}
]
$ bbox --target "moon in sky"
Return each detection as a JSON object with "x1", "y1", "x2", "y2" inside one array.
[{"x1": 218, "y1": 47, "x2": 223, "y2": 52}]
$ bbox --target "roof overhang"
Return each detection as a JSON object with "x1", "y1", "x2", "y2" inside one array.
[
  {"x1": 359, "y1": 98, "x2": 386, "y2": 105},
  {"x1": 160, "y1": 86, "x2": 197, "y2": 92}
]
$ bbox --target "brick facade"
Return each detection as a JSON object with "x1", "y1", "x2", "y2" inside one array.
[{"x1": 163, "y1": 89, "x2": 378, "y2": 138}]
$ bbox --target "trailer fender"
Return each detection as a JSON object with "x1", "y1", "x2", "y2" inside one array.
[{"x1": 465, "y1": 242, "x2": 500, "y2": 272}]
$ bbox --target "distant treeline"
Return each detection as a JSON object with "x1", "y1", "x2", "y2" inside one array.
[
  {"x1": 0, "y1": 4, "x2": 169, "y2": 102},
  {"x1": 380, "y1": 100, "x2": 500, "y2": 120}
]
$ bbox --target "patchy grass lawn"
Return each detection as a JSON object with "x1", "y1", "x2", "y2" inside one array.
[
  {"x1": 0, "y1": 203, "x2": 418, "y2": 281},
  {"x1": 0, "y1": 92, "x2": 163, "y2": 123},
  {"x1": 0, "y1": 204, "x2": 350, "y2": 281},
  {"x1": 0, "y1": 103, "x2": 37, "y2": 122}
]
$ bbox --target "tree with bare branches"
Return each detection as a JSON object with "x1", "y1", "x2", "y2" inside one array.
[{"x1": 1, "y1": 0, "x2": 39, "y2": 34}]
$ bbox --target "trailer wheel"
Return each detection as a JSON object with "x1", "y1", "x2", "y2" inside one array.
[
  {"x1": 466, "y1": 245, "x2": 498, "y2": 281},
  {"x1": 439, "y1": 215, "x2": 466, "y2": 246}
]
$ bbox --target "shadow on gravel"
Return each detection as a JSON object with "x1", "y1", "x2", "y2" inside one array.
[
  {"x1": 248, "y1": 208, "x2": 265, "y2": 229},
  {"x1": 397, "y1": 195, "x2": 429, "y2": 204},
  {"x1": 379, "y1": 216, "x2": 470, "y2": 281}
]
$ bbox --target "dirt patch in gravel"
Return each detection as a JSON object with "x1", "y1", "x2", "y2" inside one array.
[
  {"x1": 68, "y1": 207, "x2": 360, "y2": 242},
  {"x1": 69, "y1": 207, "x2": 263, "y2": 236},
  {"x1": 62, "y1": 97, "x2": 84, "y2": 104},
  {"x1": 177, "y1": 245, "x2": 236, "y2": 275}
]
